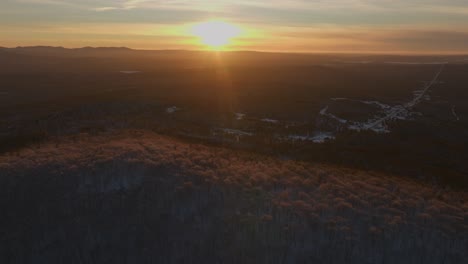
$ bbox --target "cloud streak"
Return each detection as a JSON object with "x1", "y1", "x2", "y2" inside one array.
[
  {"x1": 12, "y1": 0, "x2": 468, "y2": 13},
  {"x1": 3, "y1": 0, "x2": 468, "y2": 53}
]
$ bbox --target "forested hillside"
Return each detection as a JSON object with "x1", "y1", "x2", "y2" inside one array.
[{"x1": 1, "y1": 130, "x2": 466, "y2": 263}]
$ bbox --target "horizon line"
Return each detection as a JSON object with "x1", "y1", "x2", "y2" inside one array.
[{"x1": 1, "y1": 45, "x2": 468, "y2": 57}]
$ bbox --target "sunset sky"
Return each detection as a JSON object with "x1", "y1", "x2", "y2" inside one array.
[{"x1": 1, "y1": 0, "x2": 468, "y2": 53}]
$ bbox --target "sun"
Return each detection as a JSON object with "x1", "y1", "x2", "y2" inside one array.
[{"x1": 191, "y1": 20, "x2": 242, "y2": 50}]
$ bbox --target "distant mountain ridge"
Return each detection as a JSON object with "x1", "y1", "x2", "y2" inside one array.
[
  {"x1": 12, "y1": 46, "x2": 132, "y2": 51},
  {"x1": 1, "y1": 46, "x2": 136, "y2": 57}
]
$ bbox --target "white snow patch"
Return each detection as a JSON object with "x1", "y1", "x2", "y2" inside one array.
[
  {"x1": 235, "y1": 113, "x2": 245, "y2": 120},
  {"x1": 288, "y1": 132, "x2": 336, "y2": 143},
  {"x1": 331, "y1": 64, "x2": 445, "y2": 133},
  {"x1": 320, "y1": 106, "x2": 348, "y2": 124},
  {"x1": 337, "y1": 60, "x2": 374, "y2": 64},
  {"x1": 385, "y1": 61, "x2": 448, "y2": 65},
  {"x1": 218, "y1": 128, "x2": 253, "y2": 137},
  {"x1": 452, "y1": 106, "x2": 460, "y2": 121},
  {"x1": 361, "y1": 100, "x2": 391, "y2": 109},
  {"x1": 261, "y1": 118, "x2": 279, "y2": 124},
  {"x1": 166, "y1": 106, "x2": 180, "y2": 114},
  {"x1": 348, "y1": 122, "x2": 391, "y2": 134},
  {"x1": 331, "y1": 98, "x2": 391, "y2": 110}
]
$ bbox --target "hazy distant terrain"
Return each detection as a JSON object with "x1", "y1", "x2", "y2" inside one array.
[
  {"x1": 0, "y1": 47, "x2": 467, "y2": 263},
  {"x1": 1, "y1": 47, "x2": 467, "y2": 187}
]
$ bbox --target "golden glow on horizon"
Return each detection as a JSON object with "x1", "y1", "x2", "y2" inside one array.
[
  {"x1": 2, "y1": 22, "x2": 467, "y2": 54},
  {"x1": 190, "y1": 21, "x2": 242, "y2": 50}
]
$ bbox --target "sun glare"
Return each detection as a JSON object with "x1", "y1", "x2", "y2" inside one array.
[{"x1": 191, "y1": 21, "x2": 242, "y2": 50}]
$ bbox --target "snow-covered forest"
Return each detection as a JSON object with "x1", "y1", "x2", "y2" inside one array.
[{"x1": 1, "y1": 130, "x2": 466, "y2": 263}]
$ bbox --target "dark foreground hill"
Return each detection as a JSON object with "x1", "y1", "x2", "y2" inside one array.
[{"x1": 0, "y1": 130, "x2": 466, "y2": 263}]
